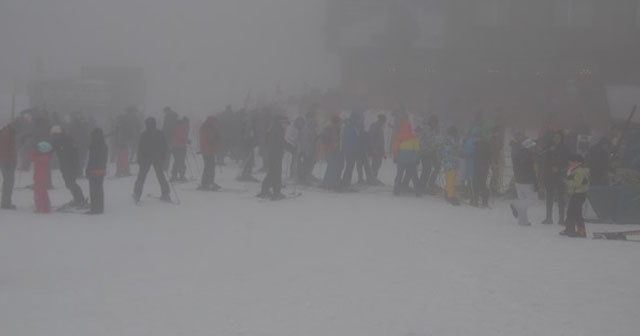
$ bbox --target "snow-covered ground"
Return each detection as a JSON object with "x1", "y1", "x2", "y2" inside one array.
[{"x1": 1, "y1": 161, "x2": 639, "y2": 336}]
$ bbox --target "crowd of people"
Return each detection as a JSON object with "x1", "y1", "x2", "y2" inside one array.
[{"x1": 0, "y1": 99, "x2": 637, "y2": 238}]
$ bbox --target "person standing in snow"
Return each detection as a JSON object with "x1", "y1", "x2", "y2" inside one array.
[
  {"x1": 368, "y1": 114, "x2": 387, "y2": 184},
  {"x1": 392, "y1": 119, "x2": 421, "y2": 196},
  {"x1": 561, "y1": 154, "x2": 590, "y2": 238},
  {"x1": 198, "y1": 116, "x2": 220, "y2": 191},
  {"x1": 170, "y1": 117, "x2": 190, "y2": 182},
  {"x1": 341, "y1": 110, "x2": 363, "y2": 190},
  {"x1": 417, "y1": 115, "x2": 440, "y2": 194},
  {"x1": 0, "y1": 122, "x2": 17, "y2": 209},
  {"x1": 297, "y1": 108, "x2": 318, "y2": 185},
  {"x1": 541, "y1": 130, "x2": 569, "y2": 225},
  {"x1": 321, "y1": 115, "x2": 344, "y2": 191},
  {"x1": 509, "y1": 138, "x2": 538, "y2": 226},
  {"x1": 257, "y1": 114, "x2": 291, "y2": 200},
  {"x1": 51, "y1": 125, "x2": 86, "y2": 208},
  {"x1": 441, "y1": 126, "x2": 461, "y2": 205},
  {"x1": 161, "y1": 107, "x2": 179, "y2": 171},
  {"x1": 85, "y1": 128, "x2": 108, "y2": 214},
  {"x1": 471, "y1": 131, "x2": 491, "y2": 207},
  {"x1": 133, "y1": 117, "x2": 171, "y2": 203},
  {"x1": 32, "y1": 141, "x2": 52, "y2": 213}
]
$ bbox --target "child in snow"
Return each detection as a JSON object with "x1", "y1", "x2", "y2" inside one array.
[
  {"x1": 561, "y1": 154, "x2": 590, "y2": 238},
  {"x1": 32, "y1": 141, "x2": 52, "y2": 213}
]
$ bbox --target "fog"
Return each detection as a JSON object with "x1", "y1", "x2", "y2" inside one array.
[{"x1": 0, "y1": 0, "x2": 337, "y2": 115}]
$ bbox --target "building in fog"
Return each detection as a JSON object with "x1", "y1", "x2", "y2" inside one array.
[{"x1": 326, "y1": 0, "x2": 640, "y2": 131}]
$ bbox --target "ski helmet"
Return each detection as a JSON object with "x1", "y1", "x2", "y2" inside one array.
[{"x1": 37, "y1": 141, "x2": 52, "y2": 154}]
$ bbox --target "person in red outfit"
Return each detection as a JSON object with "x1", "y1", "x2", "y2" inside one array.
[
  {"x1": 198, "y1": 116, "x2": 219, "y2": 191},
  {"x1": 32, "y1": 141, "x2": 52, "y2": 213}
]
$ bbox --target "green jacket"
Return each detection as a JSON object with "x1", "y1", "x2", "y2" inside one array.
[{"x1": 565, "y1": 165, "x2": 590, "y2": 194}]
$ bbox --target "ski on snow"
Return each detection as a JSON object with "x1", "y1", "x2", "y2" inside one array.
[{"x1": 592, "y1": 230, "x2": 640, "y2": 240}]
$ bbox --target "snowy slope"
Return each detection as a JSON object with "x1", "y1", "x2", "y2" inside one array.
[{"x1": 1, "y1": 162, "x2": 639, "y2": 336}]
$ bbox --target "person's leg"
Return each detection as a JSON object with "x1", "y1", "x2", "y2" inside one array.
[
  {"x1": 171, "y1": 149, "x2": 179, "y2": 179},
  {"x1": 394, "y1": 163, "x2": 407, "y2": 194},
  {"x1": 544, "y1": 183, "x2": 554, "y2": 222},
  {"x1": 177, "y1": 148, "x2": 187, "y2": 179},
  {"x1": 133, "y1": 163, "x2": 151, "y2": 201},
  {"x1": 200, "y1": 155, "x2": 211, "y2": 188},
  {"x1": 564, "y1": 195, "x2": 578, "y2": 234},
  {"x1": 1, "y1": 163, "x2": 16, "y2": 207},
  {"x1": 558, "y1": 187, "x2": 566, "y2": 225},
  {"x1": 153, "y1": 161, "x2": 171, "y2": 198},
  {"x1": 63, "y1": 172, "x2": 85, "y2": 205},
  {"x1": 408, "y1": 163, "x2": 421, "y2": 194},
  {"x1": 445, "y1": 170, "x2": 457, "y2": 199},
  {"x1": 575, "y1": 193, "x2": 586, "y2": 235},
  {"x1": 342, "y1": 154, "x2": 356, "y2": 188}
]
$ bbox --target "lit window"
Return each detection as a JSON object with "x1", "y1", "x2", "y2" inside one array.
[
  {"x1": 554, "y1": 0, "x2": 595, "y2": 28},
  {"x1": 474, "y1": 0, "x2": 510, "y2": 26}
]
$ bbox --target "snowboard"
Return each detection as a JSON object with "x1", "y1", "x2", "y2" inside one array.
[{"x1": 592, "y1": 230, "x2": 640, "y2": 240}]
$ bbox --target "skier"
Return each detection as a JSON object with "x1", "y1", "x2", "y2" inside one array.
[
  {"x1": 85, "y1": 128, "x2": 108, "y2": 214},
  {"x1": 392, "y1": 119, "x2": 421, "y2": 196},
  {"x1": 161, "y1": 107, "x2": 179, "y2": 171},
  {"x1": 441, "y1": 126, "x2": 461, "y2": 205},
  {"x1": 471, "y1": 131, "x2": 491, "y2": 207},
  {"x1": 198, "y1": 116, "x2": 220, "y2": 191},
  {"x1": 417, "y1": 115, "x2": 440, "y2": 194},
  {"x1": 297, "y1": 109, "x2": 318, "y2": 185},
  {"x1": 133, "y1": 117, "x2": 171, "y2": 203},
  {"x1": 509, "y1": 138, "x2": 538, "y2": 226},
  {"x1": 368, "y1": 114, "x2": 387, "y2": 184},
  {"x1": 0, "y1": 122, "x2": 17, "y2": 209},
  {"x1": 50, "y1": 125, "x2": 86, "y2": 208},
  {"x1": 561, "y1": 154, "x2": 590, "y2": 238},
  {"x1": 257, "y1": 114, "x2": 290, "y2": 200},
  {"x1": 321, "y1": 115, "x2": 344, "y2": 191},
  {"x1": 237, "y1": 109, "x2": 260, "y2": 182},
  {"x1": 170, "y1": 117, "x2": 190, "y2": 182},
  {"x1": 32, "y1": 141, "x2": 52, "y2": 213},
  {"x1": 341, "y1": 111, "x2": 363, "y2": 190},
  {"x1": 541, "y1": 130, "x2": 569, "y2": 225}
]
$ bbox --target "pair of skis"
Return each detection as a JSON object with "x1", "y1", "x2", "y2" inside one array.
[{"x1": 592, "y1": 230, "x2": 640, "y2": 241}]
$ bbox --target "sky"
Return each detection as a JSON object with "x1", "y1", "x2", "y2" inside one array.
[{"x1": 0, "y1": 0, "x2": 338, "y2": 116}]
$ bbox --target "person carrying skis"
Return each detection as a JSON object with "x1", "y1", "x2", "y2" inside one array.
[
  {"x1": 85, "y1": 128, "x2": 108, "y2": 214},
  {"x1": 51, "y1": 125, "x2": 86, "y2": 208},
  {"x1": 509, "y1": 138, "x2": 538, "y2": 226},
  {"x1": 32, "y1": 141, "x2": 52, "y2": 213},
  {"x1": 257, "y1": 114, "x2": 291, "y2": 200},
  {"x1": 0, "y1": 122, "x2": 17, "y2": 209},
  {"x1": 392, "y1": 119, "x2": 421, "y2": 196},
  {"x1": 198, "y1": 116, "x2": 220, "y2": 191},
  {"x1": 560, "y1": 154, "x2": 590, "y2": 237},
  {"x1": 133, "y1": 117, "x2": 171, "y2": 203}
]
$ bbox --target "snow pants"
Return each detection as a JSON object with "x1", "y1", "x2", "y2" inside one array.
[
  {"x1": 171, "y1": 147, "x2": 187, "y2": 180},
  {"x1": 565, "y1": 192, "x2": 586, "y2": 234},
  {"x1": 545, "y1": 180, "x2": 566, "y2": 224},
  {"x1": 62, "y1": 171, "x2": 85, "y2": 205},
  {"x1": 512, "y1": 183, "x2": 537, "y2": 226},
  {"x1": 134, "y1": 161, "x2": 170, "y2": 201},
  {"x1": 88, "y1": 176, "x2": 104, "y2": 214},
  {"x1": 323, "y1": 151, "x2": 343, "y2": 190},
  {"x1": 200, "y1": 155, "x2": 216, "y2": 189},
  {"x1": 445, "y1": 170, "x2": 457, "y2": 199},
  {"x1": 1, "y1": 162, "x2": 15, "y2": 207},
  {"x1": 394, "y1": 162, "x2": 419, "y2": 194}
]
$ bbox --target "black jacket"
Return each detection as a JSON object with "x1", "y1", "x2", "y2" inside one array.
[
  {"x1": 513, "y1": 148, "x2": 537, "y2": 185},
  {"x1": 542, "y1": 145, "x2": 568, "y2": 184},
  {"x1": 52, "y1": 133, "x2": 79, "y2": 177},
  {"x1": 137, "y1": 120, "x2": 168, "y2": 165},
  {"x1": 86, "y1": 129, "x2": 108, "y2": 176}
]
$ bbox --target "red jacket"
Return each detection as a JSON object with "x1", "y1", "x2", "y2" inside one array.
[
  {"x1": 0, "y1": 125, "x2": 17, "y2": 164},
  {"x1": 171, "y1": 122, "x2": 190, "y2": 149},
  {"x1": 199, "y1": 116, "x2": 218, "y2": 157}
]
